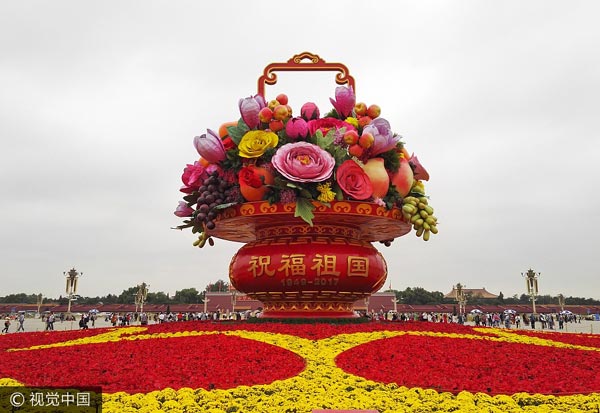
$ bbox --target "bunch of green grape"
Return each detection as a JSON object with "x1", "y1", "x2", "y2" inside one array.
[{"x1": 401, "y1": 196, "x2": 439, "y2": 241}]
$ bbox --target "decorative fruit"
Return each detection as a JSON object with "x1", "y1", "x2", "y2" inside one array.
[
  {"x1": 354, "y1": 102, "x2": 367, "y2": 116},
  {"x1": 358, "y1": 116, "x2": 372, "y2": 129},
  {"x1": 273, "y1": 105, "x2": 289, "y2": 121},
  {"x1": 276, "y1": 93, "x2": 288, "y2": 105},
  {"x1": 238, "y1": 165, "x2": 274, "y2": 202},
  {"x1": 343, "y1": 130, "x2": 359, "y2": 145},
  {"x1": 268, "y1": 99, "x2": 279, "y2": 110},
  {"x1": 362, "y1": 158, "x2": 389, "y2": 198},
  {"x1": 348, "y1": 144, "x2": 364, "y2": 158},
  {"x1": 401, "y1": 195, "x2": 439, "y2": 241},
  {"x1": 268, "y1": 119, "x2": 284, "y2": 132},
  {"x1": 218, "y1": 121, "x2": 238, "y2": 138},
  {"x1": 367, "y1": 104, "x2": 381, "y2": 119},
  {"x1": 358, "y1": 132, "x2": 374, "y2": 149},
  {"x1": 390, "y1": 157, "x2": 414, "y2": 197},
  {"x1": 259, "y1": 107, "x2": 273, "y2": 124}
]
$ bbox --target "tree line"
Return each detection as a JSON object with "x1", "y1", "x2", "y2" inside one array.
[
  {"x1": 2, "y1": 283, "x2": 599, "y2": 306},
  {"x1": 0, "y1": 279, "x2": 231, "y2": 305}
]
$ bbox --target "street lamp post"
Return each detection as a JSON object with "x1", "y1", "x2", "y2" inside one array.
[
  {"x1": 522, "y1": 269, "x2": 540, "y2": 315},
  {"x1": 203, "y1": 287, "x2": 210, "y2": 314},
  {"x1": 231, "y1": 289, "x2": 237, "y2": 315},
  {"x1": 63, "y1": 268, "x2": 82, "y2": 319}
]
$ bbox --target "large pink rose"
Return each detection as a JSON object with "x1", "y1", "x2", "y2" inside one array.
[
  {"x1": 336, "y1": 160, "x2": 373, "y2": 200},
  {"x1": 271, "y1": 142, "x2": 335, "y2": 183}
]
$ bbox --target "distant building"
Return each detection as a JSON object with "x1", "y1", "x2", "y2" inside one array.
[{"x1": 444, "y1": 287, "x2": 498, "y2": 300}]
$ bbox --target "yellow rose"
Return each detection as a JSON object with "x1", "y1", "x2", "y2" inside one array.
[{"x1": 238, "y1": 130, "x2": 278, "y2": 158}]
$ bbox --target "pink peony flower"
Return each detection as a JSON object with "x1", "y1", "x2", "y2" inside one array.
[
  {"x1": 300, "y1": 102, "x2": 320, "y2": 121},
  {"x1": 285, "y1": 117, "x2": 309, "y2": 140},
  {"x1": 336, "y1": 160, "x2": 373, "y2": 200},
  {"x1": 193, "y1": 129, "x2": 226, "y2": 163},
  {"x1": 174, "y1": 201, "x2": 194, "y2": 217},
  {"x1": 180, "y1": 161, "x2": 207, "y2": 193},
  {"x1": 329, "y1": 86, "x2": 356, "y2": 119},
  {"x1": 271, "y1": 142, "x2": 335, "y2": 183},
  {"x1": 238, "y1": 95, "x2": 266, "y2": 129}
]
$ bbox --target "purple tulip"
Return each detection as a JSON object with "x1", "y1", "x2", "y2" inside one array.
[
  {"x1": 174, "y1": 201, "x2": 194, "y2": 217},
  {"x1": 409, "y1": 153, "x2": 430, "y2": 181},
  {"x1": 364, "y1": 118, "x2": 400, "y2": 156},
  {"x1": 285, "y1": 117, "x2": 309, "y2": 140},
  {"x1": 329, "y1": 86, "x2": 355, "y2": 119},
  {"x1": 300, "y1": 102, "x2": 320, "y2": 121},
  {"x1": 238, "y1": 94, "x2": 266, "y2": 129},
  {"x1": 193, "y1": 129, "x2": 226, "y2": 164}
]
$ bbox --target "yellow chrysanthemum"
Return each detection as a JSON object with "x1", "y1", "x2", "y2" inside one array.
[
  {"x1": 345, "y1": 117, "x2": 359, "y2": 128},
  {"x1": 238, "y1": 130, "x2": 278, "y2": 158},
  {"x1": 316, "y1": 182, "x2": 336, "y2": 203}
]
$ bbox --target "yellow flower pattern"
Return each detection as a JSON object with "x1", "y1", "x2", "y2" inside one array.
[{"x1": 2, "y1": 327, "x2": 600, "y2": 412}]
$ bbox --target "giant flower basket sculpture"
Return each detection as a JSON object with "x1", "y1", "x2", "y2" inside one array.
[{"x1": 175, "y1": 52, "x2": 438, "y2": 318}]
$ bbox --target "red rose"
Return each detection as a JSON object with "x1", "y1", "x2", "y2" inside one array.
[
  {"x1": 335, "y1": 160, "x2": 373, "y2": 200},
  {"x1": 238, "y1": 165, "x2": 274, "y2": 201}
]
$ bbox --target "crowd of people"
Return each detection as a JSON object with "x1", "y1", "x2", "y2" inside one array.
[{"x1": 0, "y1": 308, "x2": 590, "y2": 333}]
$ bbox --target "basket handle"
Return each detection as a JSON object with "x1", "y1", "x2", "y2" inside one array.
[{"x1": 257, "y1": 52, "x2": 355, "y2": 97}]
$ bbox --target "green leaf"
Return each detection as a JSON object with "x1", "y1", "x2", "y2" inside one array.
[
  {"x1": 213, "y1": 202, "x2": 238, "y2": 210},
  {"x1": 227, "y1": 119, "x2": 250, "y2": 145},
  {"x1": 294, "y1": 197, "x2": 315, "y2": 226}
]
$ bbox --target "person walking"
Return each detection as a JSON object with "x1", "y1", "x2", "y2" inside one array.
[
  {"x1": 2, "y1": 317, "x2": 11, "y2": 333},
  {"x1": 17, "y1": 313, "x2": 25, "y2": 332}
]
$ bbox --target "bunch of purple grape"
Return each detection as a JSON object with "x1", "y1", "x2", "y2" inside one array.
[{"x1": 193, "y1": 171, "x2": 238, "y2": 231}]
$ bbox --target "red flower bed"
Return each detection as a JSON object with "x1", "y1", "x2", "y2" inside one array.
[
  {"x1": 0, "y1": 328, "x2": 102, "y2": 352},
  {"x1": 508, "y1": 329, "x2": 600, "y2": 349},
  {"x1": 0, "y1": 334, "x2": 305, "y2": 393},
  {"x1": 3, "y1": 321, "x2": 600, "y2": 398},
  {"x1": 335, "y1": 334, "x2": 600, "y2": 395}
]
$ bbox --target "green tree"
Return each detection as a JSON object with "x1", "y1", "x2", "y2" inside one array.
[
  {"x1": 146, "y1": 291, "x2": 169, "y2": 304},
  {"x1": 117, "y1": 287, "x2": 138, "y2": 304},
  {"x1": 206, "y1": 280, "x2": 230, "y2": 292},
  {"x1": 174, "y1": 288, "x2": 201, "y2": 304}
]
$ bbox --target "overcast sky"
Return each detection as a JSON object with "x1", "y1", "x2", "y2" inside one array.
[{"x1": 1, "y1": 1, "x2": 599, "y2": 301}]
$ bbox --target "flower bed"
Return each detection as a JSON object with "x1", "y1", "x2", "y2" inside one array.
[{"x1": 2, "y1": 321, "x2": 600, "y2": 412}]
